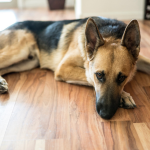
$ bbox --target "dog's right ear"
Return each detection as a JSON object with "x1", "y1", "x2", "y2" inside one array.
[
  {"x1": 85, "y1": 18, "x2": 104, "y2": 60},
  {"x1": 121, "y1": 20, "x2": 141, "y2": 60}
]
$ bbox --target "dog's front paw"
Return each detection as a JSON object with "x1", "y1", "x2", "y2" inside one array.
[
  {"x1": 0, "y1": 76, "x2": 8, "y2": 94},
  {"x1": 120, "y1": 91, "x2": 136, "y2": 109}
]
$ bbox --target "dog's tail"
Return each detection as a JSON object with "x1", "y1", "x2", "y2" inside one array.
[{"x1": 137, "y1": 54, "x2": 150, "y2": 74}]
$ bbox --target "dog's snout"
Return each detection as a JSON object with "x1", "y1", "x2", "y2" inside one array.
[
  {"x1": 99, "y1": 110, "x2": 113, "y2": 119},
  {"x1": 96, "y1": 102, "x2": 115, "y2": 119},
  {"x1": 96, "y1": 97, "x2": 120, "y2": 119}
]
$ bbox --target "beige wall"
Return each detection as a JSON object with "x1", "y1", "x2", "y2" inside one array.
[{"x1": 75, "y1": 0, "x2": 145, "y2": 20}]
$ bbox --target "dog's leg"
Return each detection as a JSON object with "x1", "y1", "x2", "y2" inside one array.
[
  {"x1": 0, "y1": 76, "x2": 8, "y2": 94},
  {"x1": 0, "y1": 58, "x2": 39, "y2": 94},
  {"x1": 136, "y1": 54, "x2": 150, "y2": 74},
  {"x1": 0, "y1": 57, "x2": 39, "y2": 76},
  {"x1": 120, "y1": 91, "x2": 136, "y2": 108},
  {"x1": 0, "y1": 30, "x2": 39, "y2": 69},
  {"x1": 54, "y1": 48, "x2": 93, "y2": 86},
  {"x1": 55, "y1": 65, "x2": 92, "y2": 86},
  {"x1": 0, "y1": 30, "x2": 39, "y2": 93}
]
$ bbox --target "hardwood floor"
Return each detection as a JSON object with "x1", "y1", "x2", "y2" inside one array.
[{"x1": 0, "y1": 8, "x2": 150, "y2": 150}]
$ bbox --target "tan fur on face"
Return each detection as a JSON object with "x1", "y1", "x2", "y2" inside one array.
[{"x1": 86, "y1": 37, "x2": 137, "y2": 94}]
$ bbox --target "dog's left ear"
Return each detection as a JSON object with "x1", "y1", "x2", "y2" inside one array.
[
  {"x1": 85, "y1": 18, "x2": 104, "y2": 60},
  {"x1": 121, "y1": 20, "x2": 141, "y2": 60}
]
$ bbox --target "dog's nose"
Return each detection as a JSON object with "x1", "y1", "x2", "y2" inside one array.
[
  {"x1": 99, "y1": 110, "x2": 113, "y2": 119},
  {"x1": 96, "y1": 104, "x2": 114, "y2": 119},
  {"x1": 96, "y1": 100, "x2": 118, "y2": 119},
  {"x1": 96, "y1": 102, "x2": 101, "y2": 113}
]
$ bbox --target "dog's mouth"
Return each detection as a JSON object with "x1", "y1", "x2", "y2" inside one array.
[{"x1": 96, "y1": 94, "x2": 120, "y2": 119}]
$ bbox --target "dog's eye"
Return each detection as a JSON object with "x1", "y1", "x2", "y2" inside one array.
[
  {"x1": 117, "y1": 72, "x2": 127, "y2": 84},
  {"x1": 96, "y1": 73, "x2": 103, "y2": 79},
  {"x1": 118, "y1": 76, "x2": 126, "y2": 83},
  {"x1": 95, "y1": 72, "x2": 105, "y2": 82}
]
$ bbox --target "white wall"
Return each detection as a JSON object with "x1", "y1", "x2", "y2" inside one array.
[
  {"x1": 66, "y1": 0, "x2": 74, "y2": 8},
  {"x1": 21, "y1": 0, "x2": 47, "y2": 8},
  {"x1": 75, "y1": 0, "x2": 145, "y2": 20}
]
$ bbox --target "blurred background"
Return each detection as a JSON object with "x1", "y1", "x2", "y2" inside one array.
[{"x1": 0, "y1": 0, "x2": 149, "y2": 31}]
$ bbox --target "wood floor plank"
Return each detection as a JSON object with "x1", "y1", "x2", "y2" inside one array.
[
  {"x1": 102, "y1": 121, "x2": 144, "y2": 150},
  {"x1": 124, "y1": 77, "x2": 150, "y2": 123},
  {"x1": 1, "y1": 70, "x2": 47, "y2": 141},
  {"x1": 138, "y1": 22, "x2": 150, "y2": 48},
  {"x1": 1, "y1": 70, "x2": 70, "y2": 142},
  {"x1": 46, "y1": 139, "x2": 70, "y2": 150},
  {"x1": 143, "y1": 86, "x2": 150, "y2": 98},
  {"x1": 68, "y1": 85, "x2": 107, "y2": 150},
  {"x1": 35, "y1": 140, "x2": 45, "y2": 150},
  {"x1": 134, "y1": 123, "x2": 150, "y2": 150},
  {"x1": 0, "y1": 73, "x2": 27, "y2": 147},
  {"x1": 134, "y1": 72, "x2": 150, "y2": 87},
  {"x1": 0, "y1": 141, "x2": 35, "y2": 150}
]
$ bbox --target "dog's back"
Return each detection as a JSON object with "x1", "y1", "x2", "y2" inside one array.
[
  {"x1": 4, "y1": 17, "x2": 127, "y2": 52},
  {"x1": 0, "y1": 17, "x2": 127, "y2": 72}
]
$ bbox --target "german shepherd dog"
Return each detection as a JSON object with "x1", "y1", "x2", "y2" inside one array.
[{"x1": 0, "y1": 17, "x2": 150, "y2": 119}]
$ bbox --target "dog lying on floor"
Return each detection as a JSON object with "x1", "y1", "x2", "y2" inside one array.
[{"x1": 0, "y1": 17, "x2": 149, "y2": 119}]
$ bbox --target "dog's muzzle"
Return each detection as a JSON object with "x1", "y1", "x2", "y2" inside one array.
[{"x1": 96, "y1": 94, "x2": 120, "y2": 119}]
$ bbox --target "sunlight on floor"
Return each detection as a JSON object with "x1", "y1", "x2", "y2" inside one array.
[{"x1": 0, "y1": 10, "x2": 17, "y2": 31}]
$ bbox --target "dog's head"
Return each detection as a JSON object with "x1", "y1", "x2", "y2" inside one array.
[{"x1": 85, "y1": 18, "x2": 140, "y2": 119}]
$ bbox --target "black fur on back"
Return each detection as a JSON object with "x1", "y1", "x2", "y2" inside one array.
[
  {"x1": 7, "y1": 20, "x2": 81, "y2": 52},
  {"x1": 6, "y1": 17, "x2": 126, "y2": 52},
  {"x1": 92, "y1": 17, "x2": 126, "y2": 39}
]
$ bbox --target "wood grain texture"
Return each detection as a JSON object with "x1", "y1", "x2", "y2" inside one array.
[
  {"x1": 134, "y1": 123, "x2": 150, "y2": 150},
  {"x1": 102, "y1": 121, "x2": 144, "y2": 150},
  {"x1": 35, "y1": 140, "x2": 45, "y2": 150},
  {"x1": 0, "y1": 9, "x2": 150, "y2": 150}
]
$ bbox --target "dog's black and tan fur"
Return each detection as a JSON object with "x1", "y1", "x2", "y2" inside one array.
[{"x1": 0, "y1": 17, "x2": 150, "y2": 119}]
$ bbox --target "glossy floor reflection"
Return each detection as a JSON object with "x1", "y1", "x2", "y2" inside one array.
[{"x1": 0, "y1": 10, "x2": 17, "y2": 31}]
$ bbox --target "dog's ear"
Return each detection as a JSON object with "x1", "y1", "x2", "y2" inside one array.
[
  {"x1": 85, "y1": 18, "x2": 104, "y2": 60},
  {"x1": 121, "y1": 20, "x2": 141, "y2": 60}
]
